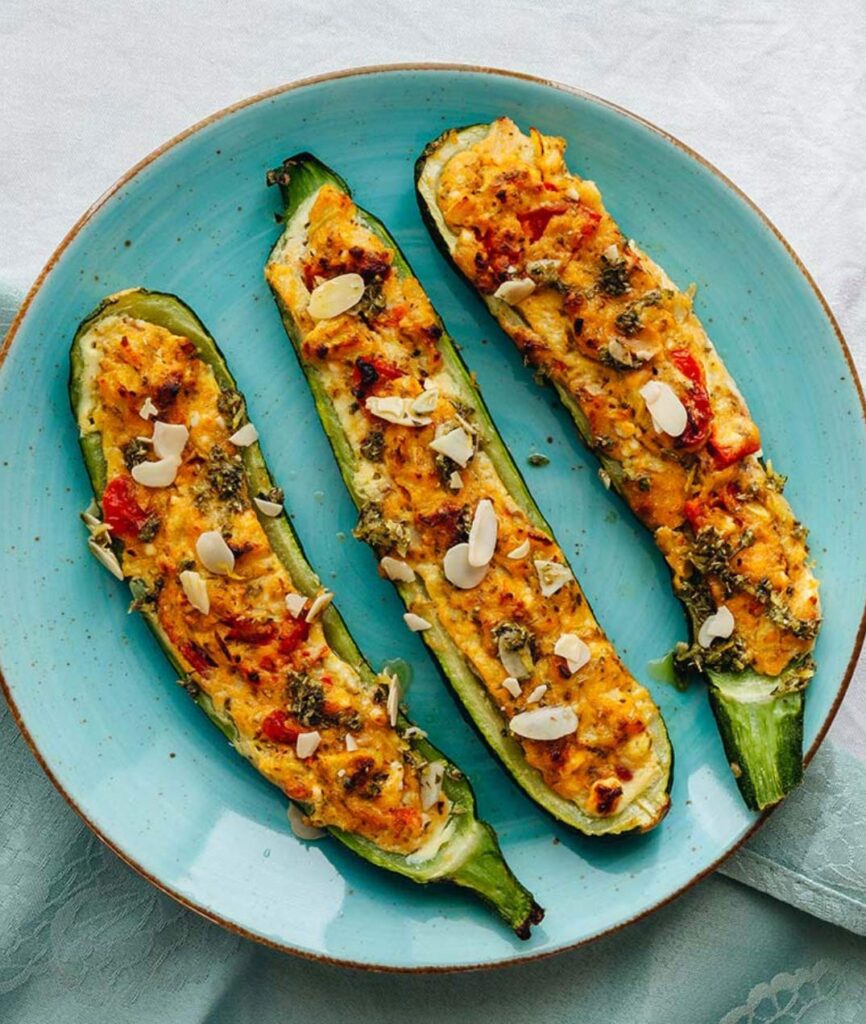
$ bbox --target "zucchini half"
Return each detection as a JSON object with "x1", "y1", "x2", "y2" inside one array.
[
  {"x1": 70, "y1": 287, "x2": 542, "y2": 937},
  {"x1": 416, "y1": 123, "x2": 811, "y2": 811},
  {"x1": 265, "y1": 157, "x2": 672, "y2": 836}
]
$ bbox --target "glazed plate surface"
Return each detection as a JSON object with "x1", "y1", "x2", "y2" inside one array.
[{"x1": 2, "y1": 65, "x2": 864, "y2": 970}]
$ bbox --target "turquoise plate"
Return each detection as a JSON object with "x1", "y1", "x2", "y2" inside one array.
[{"x1": 2, "y1": 65, "x2": 864, "y2": 971}]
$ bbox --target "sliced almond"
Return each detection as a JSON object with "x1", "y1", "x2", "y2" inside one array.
[
  {"x1": 534, "y1": 559, "x2": 574, "y2": 597},
  {"x1": 420, "y1": 761, "x2": 446, "y2": 810},
  {"x1": 152, "y1": 421, "x2": 189, "y2": 461},
  {"x1": 404, "y1": 613, "x2": 432, "y2": 632},
  {"x1": 296, "y1": 731, "x2": 321, "y2": 759},
  {"x1": 410, "y1": 386, "x2": 440, "y2": 416},
  {"x1": 526, "y1": 684, "x2": 548, "y2": 704},
  {"x1": 498, "y1": 637, "x2": 533, "y2": 681},
  {"x1": 287, "y1": 803, "x2": 326, "y2": 840},
  {"x1": 387, "y1": 675, "x2": 400, "y2": 727},
  {"x1": 502, "y1": 676, "x2": 522, "y2": 698},
  {"x1": 179, "y1": 569, "x2": 210, "y2": 614},
  {"x1": 284, "y1": 592, "x2": 307, "y2": 618},
  {"x1": 639, "y1": 381, "x2": 688, "y2": 438},
  {"x1": 196, "y1": 530, "x2": 235, "y2": 575},
  {"x1": 468, "y1": 499, "x2": 498, "y2": 567},
  {"x1": 507, "y1": 539, "x2": 530, "y2": 560},
  {"x1": 88, "y1": 538, "x2": 123, "y2": 580},
  {"x1": 429, "y1": 427, "x2": 474, "y2": 468},
  {"x1": 448, "y1": 471, "x2": 463, "y2": 491},
  {"x1": 305, "y1": 590, "x2": 334, "y2": 622},
  {"x1": 365, "y1": 395, "x2": 432, "y2": 427},
  {"x1": 254, "y1": 496, "x2": 283, "y2": 517},
  {"x1": 138, "y1": 397, "x2": 158, "y2": 421},
  {"x1": 345, "y1": 733, "x2": 358, "y2": 752},
  {"x1": 229, "y1": 422, "x2": 258, "y2": 447},
  {"x1": 598, "y1": 468, "x2": 612, "y2": 489},
  {"x1": 510, "y1": 705, "x2": 578, "y2": 741},
  {"x1": 380, "y1": 556, "x2": 416, "y2": 583},
  {"x1": 554, "y1": 633, "x2": 591, "y2": 674},
  {"x1": 698, "y1": 605, "x2": 735, "y2": 648},
  {"x1": 307, "y1": 273, "x2": 365, "y2": 320},
  {"x1": 443, "y1": 542, "x2": 489, "y2": 589},
  {"x1": 494, "y1": 278, "x2": 536, "y2": 305},
  {"x1": 603, "y1": 243, "x2": 621, "y2": 262},
  {"x1": 131, "y1": 456, "x2": 180, "y2": 488}
]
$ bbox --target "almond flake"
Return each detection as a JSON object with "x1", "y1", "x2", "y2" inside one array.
[
  {"x1": 448, "y1": 471, "x2": 463, "y2": 491},
  {"x1": 468, "y1": 499, "x2": 498, "y2": 567},
  {"x1": 88, "y1": 538, "x2": 123, "y2": 580},
  {"x1": 698, "y1": 605, "x2": 735, "y2": 648},
  {"x1": 380, "y1": 556, "x2": 416, "y2": 583},
  {"x1": 429, "y1": 427, "x2": 474, "y2": 468},
  {"x1": 305, "y1": 590, "x2": 334, "y2": 622},
  {"x1": 534, "y1": 559, "x2": 574, "y2": 597},
  {"x1": 345, "y1": 733, "x2": 358, "y2": 752},
  {"x1": 554, "y1": 633, "x2": 591, "y2": 674},
  {"x1": 131, "y1": 456, "x2": 180, "y2": 488},
  {"x1": 287, "y1": 803, "x2": 326, "y2": 840},
  {"x1": 510, "y1": 705, "x2": 578, "y2": 741},
  {"x1": 284, "y1": 593, "x2": 307, "y2": 618},
  {"x1": 152, "y1": 421, "x2": 189, "y2": 461},
  {"x1": 598, "y1": 468, "x2": 612, "y2": 489},
  {"x1": 494, "y1": 278, "x2": 536, "y2": 305},
  {"x1": 179, "y1": 570, "x2": 210, "y2": 614},
  {"x1": 296, "y1": 731, "x2": 321, "y2": 759},
  {"x1": 138, "y1": 397, "x2": 158, "y2": 420},
  {"x1": 420, "y1": 761, "x2": 446, "y2": 810},
  {"x1": 507, "y1": 539, "x2": 530, "y2": 560},
  {"x1": 229, "y1": 422, "x2": 258, "y2": 447},
  {"x1": 196, "y1": 530, "x2": 235, "y2": 575},
  {"x1": 254, "y1": 496, "x2": 283, "y2": 517},
  {"x1": 498, "y1": 636, "x2": 533, "y2": 680},
  {"x1": 526, "y1": 684, "x2": 548, "y2": 704},
  {"x1": 307, "y1": 272, "x2": 365, "y2": 320},
  {"x1": 403, "y1": 725, "x2": 427, "y2": 739},
  {"x1": 443, "y1": 542, "x2": 489, "y2": 589},
  {"x1": 639, "y1": 381, "x2": 688, "y2": 438},
  {"x1": 387, "y1": 675, "x2": 400, "y2": 727},
  {"x1": 365, "y1": 395, "x2": 432, "y2": 427},
  {"x1": 404, "y1": 613, "x2": 432, "y2": 632},
  {"x1": 502, "y1": 676, "x2": 522, "y2": 698},
  {"x1": 410, "y1": 387, "x2": 440, "y2": 416}
]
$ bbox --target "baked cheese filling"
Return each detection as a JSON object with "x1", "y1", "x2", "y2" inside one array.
[
  {"x1": 266, "y1": 184, "x2": 667, "y2": 820},
  {"x1": 79, "y1": 312, "x2": 448, "y2": 853},
  {"x1": 431, "y1": 118, "x2": 820, "y2": 681}
]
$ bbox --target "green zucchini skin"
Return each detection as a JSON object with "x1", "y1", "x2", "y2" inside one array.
[
  {"x1": 70, "y1": 287, "x2": 542, "y2": 937},
  {"x1": 415, "y1": 124, "x2": 807, "y2": 812},
  {"x1": 265, "y1": 158, "x2": 672, "y2": 836}
]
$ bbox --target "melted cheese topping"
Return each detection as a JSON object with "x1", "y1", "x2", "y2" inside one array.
[
  {"x1": 266, "y1": 185, "x2": 668, "y2": 820},
  {"x1": 433, "y1": 118, "x2": 821, "y2": 679},
  {"x1": 81, "y1": 313, "x2": 447, "y2": 853}
]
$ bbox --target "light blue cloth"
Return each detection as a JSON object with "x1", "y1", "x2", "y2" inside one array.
[{"x1": 1, "y1": 280, "x2": 865, "y2": 1021}]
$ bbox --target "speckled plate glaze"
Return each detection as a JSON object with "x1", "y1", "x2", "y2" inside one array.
[{"x1": 2, "y1": 65, "x2": 864, "y2": 972}]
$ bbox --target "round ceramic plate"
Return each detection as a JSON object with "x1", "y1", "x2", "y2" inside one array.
[{"x1": 2, "y1": 65, "x2": 864, "y2": 971}]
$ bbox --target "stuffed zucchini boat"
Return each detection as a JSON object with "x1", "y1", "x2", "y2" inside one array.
[
  {"x1": 416, "y1": 118, "x2": 821, "y2": 810},
  {"x1": 265, "y1": 156, "x2": 672, "y2": 836},
  {"x1": 70, "y1": 287, "x2": 542, "y2": 936}
]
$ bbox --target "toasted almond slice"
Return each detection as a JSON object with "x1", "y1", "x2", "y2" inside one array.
[
  {"x1": 287, "y1": 803, "x2": 326, "y2": 840},
  {"x1": 345, "y1": 733, "x2": 358, "y2": 752},
  {"x1": 254, "y1": 496, "x2": 283, "y2": 517},
  {"x1": 404, "y1": 612, "x2": 432, "y2": 632},
  {"x1": 179, "y1": 569, "x2": 210, "y2": 614},
  {"x1": 229, "y1": 422, "x2": 258, "y2": 447},
  {"x1": 639, "y1": 380, "x2": 688, "y2": 437},
  {"x1": 526, "y1": 684, "x2": 548, "y2": 704},
  {"x1": 196, "y1": 530, "x2": 235, "y2": 575},
  {"x1": 502, "y1": 676, "x2": 522, "y2": 698},
  {"x1": 443, "y1": 542, "x2": 489, "y2": 589},
  {"x1": 507, "y1": 539, "x2": 530, "y2": 560},
  {"x1": 88, "y1": 538, "x2": 124, "y2": 580},
  {"x1": 510, "y1": 705, "x2": 578, "y2": 741},
  {"x1": 494, "y1": 278, "x2": 536, "y2": 304},
  {"x1": 410, "y1": 387, "x2": 440, "y2": 416},
  {"x1": 603, "y1": 243, "x2": 621, "y2": 262},
  {"x1": 138, "y1": 397, "x2": 158, "y2": 420},
  {"x1": 387, "y1": 675, "x2": 400, "y2": 727},
  {"x1": 365, "y1": 395, "x2": 432, "y2": 427},
  {"x1": 152, "y1": 421, "x2": 189, "y2": 460},
  {"x1": 131, "y1": 456, "x2": 180, "y2": 488},
  {"x1": 429, "y1": 426, "x2": 474, "y2": 468},
  {"x1": 598, "y1": 468, "x2": 612, "y2": 489},
  {"x1": 698, "y1": 605, "x2": 735, "y2": 648},
  {"x1": 448, "y1": 471, "x2": 463, "y2": 491},
  {"x1": 534, "y1": 559, "x2": 574, "y2": 597},
  {"x1": 468, "y1": 499, "x2": 498, "y2": 567},
  {"x1": 380, "y1": 556, "x2": 416, "y2": 583},
  {"x1": 296, "y1": 731, "x2": 321, "y2": 759},
  {"x1": 554, "y1": 633, "x2": 591, "y2": 674},
  {"x1": 284, "y1": 592, "x2": 307, "y2": 618},
  {"x1": 307, "y1": 272, "x2": 365, "y2": 320},
  {"x1": 420, "y1": 761, "x2": 446, "y2": 810},
  {"x1": 498, "y1": 637, "x2": 532, "y2": 680},
  {"x1": 305, "y1": 590, "x2": 334, "y2": 622}
]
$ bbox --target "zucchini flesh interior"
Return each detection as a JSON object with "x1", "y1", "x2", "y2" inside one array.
[
  {"x1": 415, "y1": 118, "x2": 821, "y2": 811},
  {"x1": 70, "y1": 287, "x2": 541, "y2": 937},
  {"x1": 265, "y1": 157, "x2": 672, "y2": 836}
]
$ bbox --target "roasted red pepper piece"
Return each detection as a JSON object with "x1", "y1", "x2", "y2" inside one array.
[
  {"x1": 224, "y1": 617, "x2": 277, "y2": 645},
  {"x1": 261, "y1": 709, "x2": 300, "y2": 744},
  {"x1": 278, "y1": 618, "x2": 311, "y2": 656},
  {"x1": 351, "y1": 356, "x2": 404, "y2": 400},
  {"x1": 102, "y1": 476, "x2": 149, "y2": 536},
  {"x1": 517, "y1": 204, "x2": 568, "y2": 242},
  {"x1": 670, "y1": 349, "x2": 713, "y2": 448},
  {"x1": 181, "y1": 641, "x2": 217, "y2": 675}
]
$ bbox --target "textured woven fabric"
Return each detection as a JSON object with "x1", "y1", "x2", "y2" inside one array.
[{"x1": 2, "y1": 1, "x2": 865, "y2": 1019}]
